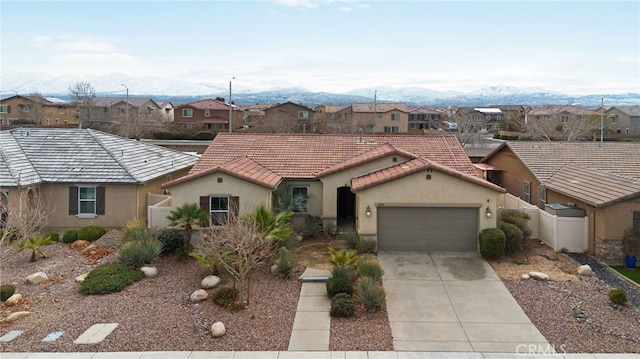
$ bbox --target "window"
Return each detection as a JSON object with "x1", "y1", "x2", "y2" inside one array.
[
  {"x1": 22, "y1": 105, "x2": 30, "y2": 113},
  {"x1": 538, "y1": 187, "x2": 547, "y2": 209},
  {"x1": 299, "y1": 111, "x2": 309, "y2": 119},
  {"x1": 610, "y1": 115, "x2": 617, "y2": 124},
  {"x1": 59, "y1": 107, "x2": 65, "y2": 114},
  {"x1": 383, "y1": 126, "x2": 399, "y2": 133},
  {"x1": 204, "y1": 110, "x2": 210, "y2": 117},
  {"x1": 292, "y1": 186, "x2": 308, "y2": 212},
  {"x1": 69, "y1": 186, "x2": 105, "y2": 217},
  {"x1": 390, "y1": 113, "x2": 400, "y2": 121},
  {"x1": 182, "y1": 109, "x2": 193, "y2": 118},
  {"x1": 523, "y1": 181, "x2": 531, "y2": 203},
  {"x1": 210, "y1": 196, "x2": 229, "y2": 226},
  {"x1": 634, "y1": 211, "x2": 640, "y2": 227},
  {"x1": 0, "y1": 105, "x2": 9, "y2": 114}
]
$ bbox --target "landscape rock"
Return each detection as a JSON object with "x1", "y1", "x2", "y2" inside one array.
[
  {"x1": 190, "y1": 289, "x2": 208, "y2": 302},
  {"x1": 528, "y1": 271, "x2": 550, "y2": 281},
  {"x1": 521, "y1": 274, "x2": 530, "y2": 280},
  {"x1": 201, "y1": 275, "x2": 220, "y2": 289},
  {"x1": 577, "y1": 264, "x2": 593, "y2": 276},
  {"x1": 271, "y1": 264, "x2": 279, "y2": 274},
  {"x1": 26, "y1": 272, "x2": 48, "y2": 285},
  {"x1": 4, "y1": 311, "x2": 30, "y2": 323},
  {"x1": 70, "y1": 240, "x2": 90, "y2": 249},
  {"x1": 81, "y1": 244, "x2": 97, "y2": 253},
  {"x1": 5, "y1": 294, "x2": 22, "y2": 306},
  {"x1": 211, "y1": 321, "x2": 226, "y2": 337},
  {"x1": 141, "y1": 266, "x2": 158, "y2": 278},
  {"x1": 75, "y1": 273, "x2": 89, "y2": 283}
]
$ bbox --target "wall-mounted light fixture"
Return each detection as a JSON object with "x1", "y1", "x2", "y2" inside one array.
[
  {"x1": 485, "y1": 206, "x2": 492, "y2": 218},
  {"x1": 365, "y1": 205, "x2": 372, "y2": 217}
]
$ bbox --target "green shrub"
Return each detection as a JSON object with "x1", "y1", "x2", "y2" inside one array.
[
  {"x1": 356, "y1": 277, "x2": 386, "y2": 312},
  {"x1": 0, "y1": 284, "x2": 16, "y2": 302},
  {"x1": 332, "y1": 292, "x2": 351, "y2": 300},
  {"x1": 156, "y1": 228, "x2": 185, "y2": 254},
  {"x1": 500, "y1": 222, "x2": 523, "y2": 254},
  {"x1": 338, "y1": 227, "x2": 359, "y2": 249},
  {"x1": 122, "y1": 219, "x2": 155, "y2": 242},
  {"x1": 62, "y1": 229, "x2": 78, "y2": 243},
  {"x1": 77, "y1": 226, "x2": 106, "y2": 242},
  {"x1": 79, "y1": 262, "x2": 144, "y2": 295},
  {"x1": 609, "y1": 287, "x2": 627, "y2": 305},
  {"x1": 479, "y1": 228, "x2": 506, "y2": 258},
  {"x1": 44, "y1": 231, "x2": 60, "y2": 242},
  {"x1": 357, "y1": 260, "x2": 384, "y2": 281},
  {"x1": 302, "y1": 215, "x2": 323, "y2": 238},
  {"x1": 330, "y1": 265, "x2": 355, "y2": 281},
  {"x1": 274, "y1": 247, "x2": 298, "y2": 279},
  {"x1": 117, "y1": 240, "x2": 162, "y2": 268},
  {"x1": 330, "y1": 296, "x2": 356, "y2": 317},
  {"x1": 500, "y1": 209, "x2": 533, "y2": 240},
  {"x1": 212, "y1": 287, "x2": 239, "y2": 307},
  {"x1": 357, "y1": 239, "x2": 377, "y2": 254},
  {"x1": 326, "y1": 276, "x2": 354, "y2": 298},
  {"x1": 328, "y1": 247, "x2": 359, "y2": 267},
  {"x1": 280, "y1": 233, "x2": 298, "y2": 250}
]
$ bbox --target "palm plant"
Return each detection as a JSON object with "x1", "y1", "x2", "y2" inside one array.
[
  {"x1": 252, "y1": 205, "x2": 294, "y2": 246},
  {"x1": 273, "y1": 186, "x2": 306, "y2": 213},
  {"x1": 167, "y1": 203, "x2": 209, "y2": 251},
  {"x1": 15, "y1": 234, "x2": 57, "y2": 262}
]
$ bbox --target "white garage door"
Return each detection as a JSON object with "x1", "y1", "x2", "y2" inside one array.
[{"x1": 377, "y1": 207, "x2": 479, "y2": 251}]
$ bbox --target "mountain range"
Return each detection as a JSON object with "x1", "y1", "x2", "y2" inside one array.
[{"x1": 2, "y1": 72, "x2": 639, "y2": 108}]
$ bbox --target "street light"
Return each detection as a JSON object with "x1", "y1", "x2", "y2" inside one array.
[
  {"x1": 229, "y1": 77, "x2": 235, "y2": 133},
  {"x1": 121, "y1": 83, "x2": 130, "y2": 138}
]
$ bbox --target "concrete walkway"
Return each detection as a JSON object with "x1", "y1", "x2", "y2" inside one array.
[
  {"x1": 378, "y1": 251, "x2": 549, "y2": 352},
  {"x1": 288, "y1": 268, "x2": 331, "y2": 351}
]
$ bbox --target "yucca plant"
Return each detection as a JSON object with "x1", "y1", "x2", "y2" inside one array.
[
  {"x1": 357, "y1": 259, "x2": 385, "y2": 281},
  {"x1": 274, "y1": 247, "x2": 298, "y2": 279},
  {"x1": 117, "y1": 239, "x2": 162, "y2": 268},
  {"x1": 15, "y1": 234, "x2": 57, "y2": 262},
  {"x1": 122, "y1": 219, "x2": 155, "y2": 242},
  {"x1": 356, "y1": 277, "x2": 386, "y2": 312}
]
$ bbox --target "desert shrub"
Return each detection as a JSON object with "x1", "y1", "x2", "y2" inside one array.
[
  {"x1": 122, "y1": 219, "x2": 155, "y2": 242},
  {"x1": 356, "y1": 277, "x2": 386, "y2": 312},
  {"x1": 274, "y1": 247, "x2": 298, "y2": 279},
  {"x1": 116, "y1": 240, "x2": 162, "y2": 268},
  {"x1": 212, "y1": 287, "x2": 239, "y2": 308},
  {"x1": 330, "y1": 296, "x2": 356, "y2": 318},
  {"x1": 500, "y1": 222, "x2": 524, "y2": 254},
  {"x1": 77, "y1": 225, "x2": 106, "y2": 242},
  {"x1": 62, "y1": 229, "x2": 78, "y2": 244},
  {"x1": 338, "y1": 227, "x2": 359, "y2": 249},
  {"x1": 156, "y1": 228, "x2": 185, "y2": 254},
  {"x1": 302, "y1": 215, "x2": 323, "y2": 238},
  {"x1": 479, "y1": 228, "x2": 506, "y2": 258},
  {"x1": 500, "y1": 209, "x2": 532, "y2": 240},
  {"x1": 326, "y1": 276, "x2": 354, "y2": 299},
  {"x1": 44, "y1": 231, "x2": 60, "y2": 242},
  {"x1": 357, "y1": 239, "x2": 378, "y2": 254},
  {"x1": 0, "y1": 284, "x2": 16, "y2": 302},
  {"x1": 609, "y1": 287, "x2": 628, "y2": 305},
  {"x1": 357, "y1": 259, "x2": 384, "y2": 281},
  {"x1": 330, "y1": 265, "x2": 356, "y2": 281},
  {"x1": 79, "y1": 262, "x2": 144, "y2": 295},
  {"x1": 328, "y1": 247, "x2": 359, "y2": 267},
  {"x1": 332, "y1": 292, "x2": 351, "y2": 300}
]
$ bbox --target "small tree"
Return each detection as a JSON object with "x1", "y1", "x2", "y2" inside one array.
[
  {"x1": 15, "y1": 234, "x2": 57, "y2": 262},
  {"x1": 167, "y1": 203, "x2": 208, "y2": 251},
  {"x1": 68, "y1": 82, "x2": 97, "y2": 129}
]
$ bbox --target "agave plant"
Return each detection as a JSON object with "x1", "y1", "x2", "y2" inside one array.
[
  {"x1": 15, "y1": 234, "x2": 57, "y2": 262},
  {"x1": 328, "y1": 246, "x2": 359, "y2": 268}
]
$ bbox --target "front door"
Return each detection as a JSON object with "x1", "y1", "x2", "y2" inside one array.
[{"x1": 336, "y1": 186, "x2": 356, "y2": 229}]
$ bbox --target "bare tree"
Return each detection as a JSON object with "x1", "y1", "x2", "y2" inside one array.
[
  {"x1": 255, "y1": 109, "x2": 300, "y2": 133},
  {"x1": 526, "y1": 112, "x2": 599, "y2": 141},
  {"x1": 448, "y1": 111, "x2": 488, "y2": 148},
  {"x1": 68, "y1": 82, "x2": 97, "y2": 129},
  {"x1": 25, "y1": 92, "x2": 47, "y2": 126}
]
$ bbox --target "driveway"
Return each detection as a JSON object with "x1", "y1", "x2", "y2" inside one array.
[{"x1": 378, "y1": 251, "x2": 550, "y2": 352}]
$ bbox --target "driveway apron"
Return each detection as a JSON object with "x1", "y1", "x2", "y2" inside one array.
[{"x1": 378, "y1": 251, "x2": 550, "y2": 352}]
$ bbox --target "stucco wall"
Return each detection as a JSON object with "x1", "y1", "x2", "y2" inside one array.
[
  {"x1": 278, "y1": 180, "x2": 323, "y2": 228},
  {"x1": 486, "y1": 147, "x2": 539, "y2": 205},
  {"x1": 137, "y1": 167, "x2": 192, "y2": 219}
]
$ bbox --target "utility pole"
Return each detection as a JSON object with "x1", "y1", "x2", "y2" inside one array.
[
  {"x1": 229, "y1": 77, "x2": 235, "y2": 133},
  {"x1": 600, "y1": 96, "x2": 605, "y2": 146},
  {"x1": 121, "y1": 83, "x2": 130, "y2": 137}
]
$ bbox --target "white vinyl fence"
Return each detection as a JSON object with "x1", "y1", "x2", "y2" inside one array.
[
  {"x1": 147, "y1": 195, "x2": 172, "y2": 229},
  {"x1": 498, "y1": 193, "x2": 588, "y2": 252}
]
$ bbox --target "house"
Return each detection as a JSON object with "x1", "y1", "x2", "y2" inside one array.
[
  {"x1": 0, "y1": 128, "x2": 200, "y2": 230},
  {"x1": 525, "y1": 106, "x2": 601, "y2": 140},
  {"x1": 260, "y1": 102, "x2": 318, "y2": 133},
  {"x1": 481, "y1": 141, "x2": 640, "y2": 260},
  {"x1": 161, "y1": 133, "x2": 505, "y2": 251},
  {"x1": 407, "y1": 107, "x2": 444, "y2": 132},
  {"x1": 0, "y1": 95, "x2": 78, "y2": 127},
  {"x1": 454, "y1": 107, "x2": 503, "y2": 133},
  {"x1": 173, "y1": 99, "x2": 242, "y2": 132},
  {"x1": 335, "y1": 103, "x2": 410, "y2": 134},
  {"x1": 603, "y1": 106, "x2": 640, "y2": 137},
  {"x1": 157, "y1": 101, "x2": 175, "y2": 123}
]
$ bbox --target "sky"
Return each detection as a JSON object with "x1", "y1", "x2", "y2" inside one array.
[{"x1": 1, "y1": 0, "x2": 639, "y2": 96}]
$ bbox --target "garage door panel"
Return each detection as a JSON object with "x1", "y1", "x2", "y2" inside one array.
[{"x1": 377, "y1": 207, "x2": 478, "y2": 251}]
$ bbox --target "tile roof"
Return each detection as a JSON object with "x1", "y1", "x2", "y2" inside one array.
[
  {"x1": 351, "y1": 103, "x2": 409, "y2": 113},
  {"x1": 527, "y1": 106, "x2": 599, "y2": 116},
  {"x1": 93, "y1": 97, "x2": 160, "y2": 108},
  {"x1": 315, "y1": 143, "x2": 417, "y2": 177},
  {"x1": 175, "y1": 99, "x2": 231, "y2": 110},
  {"x1": 610, "y1": 106, "x2": 640, "y2": 116},
  {"x1": 189, "y1": 133, "x2": 478, "y2": 181},
  {"x1": 0, "y1": 128, "x2": 199, "y2": 186}
]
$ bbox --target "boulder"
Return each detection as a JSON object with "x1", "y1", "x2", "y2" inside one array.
[
  {"x1": 211, "y1": 321, "x2": 226, "y2": 338},
  {"x1": 70, "y1": 240, "x2": 90, "y2": 249},
  {"x1": 26, "y1": 272, "x2": 48, "y2": 285},
  {"x1": 5, "y1": 294, "x2": 22, "y2": 306},
  {"x1": 528, "y1": 271, "x2": 550, "y2": 281},
  {"x1": 271, "y1": 264, "x2": 279, "y2": 274},
  {"x1": 578, "y1": 265, "x2": 593, "y2": 276},
  {"x1": 4, "y1": 311, "x2": 30, "y2": 323},
  {"x1": 75, "y1": 273, "x2": 89, "y2": 283},
  {"x1": 190, "y1": 289, "x2": 208, "y2": 302},
  {"x1": 201, "y1": 275, "x2": 221, "y2": 289},
  {"x1": 521, "y1": 274, "x2": 530, "y2": 280},
  {"x1": 141, "y1": 266, "x2": 158, "y2": 278},
  {"x1": 81, "y1": 244, "x2": 97, "y2": 253}
]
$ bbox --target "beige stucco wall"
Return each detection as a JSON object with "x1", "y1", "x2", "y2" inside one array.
[
  {"x1": 168, "y1": 172, "x2": 272, "y2": 216},
  {"x1": 355, "y1": 169, "x2": 501, "y2": 240},
  {"x1": 486, "y1": 147, "x2": 539, "y2": 205},
  {"x1": 373, "y1": 111, "x2": 409, "y2": 133},
  {"x1": 137, "y1": 167, "x2": 192, "y2": 220},
  {"x1": 277, "y1": 180, "x2": 323, "y2": 228}
]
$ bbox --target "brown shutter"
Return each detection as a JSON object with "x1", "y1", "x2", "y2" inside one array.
[
  {"x1": 69, "y1": 187, "x2": 78, "y2": 215},
  {"x1": 199, "y1": 196, "x2": 210, "y2": 212},
  {"x1": 230, "y1": 196, "x2": 239, "y2": 219},
  {"x1": 96, "y1": 187, "x2": 105, "y2": 215},
  {"x1": 7, "y1": 106, "x2": 10, "y2": 113}
]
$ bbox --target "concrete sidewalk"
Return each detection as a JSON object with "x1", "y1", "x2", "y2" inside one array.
[{"x1": 379, "y1": 251, "x2": 549, "y2": 352}]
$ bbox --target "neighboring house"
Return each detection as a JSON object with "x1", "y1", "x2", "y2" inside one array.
[
  {"x1": 335, "y1": 103, "x2": 410, "y2": 134},
  {"x1": 407, "y1": 107, "x2": 444, "y2": 132},
  {"x1": 454, "y1": 107, "x2": 503, "y2": 133},
  {"x1": 0, "y1": 95, "x2": 78, "y2": 127},
  {"x1": 0, "y1": 128, "x2": 199, "y2": 230},
  {"x1": 604, "y1": 106, "x2": 640, "y2": 136},
  {"x1": 157, "y1": 101, "x2": 175, "y2": 123},
  {"x1": 162, "y1": 133, "x2": 505, "y2": 251},
  {"x1": 260, "y1": 102, "x2": 318, "y2": 133},
  {"x1": 242, "y1": 104, "x2": 271, "y2": 128},
  {"x1": 92, "y1": 97, "x2": 163, "y2": 126},
  {"x1": 481, "y1": 141, "x2": 640, "y2": 260},
  {"x1": 525, "y1": 106, "x2": 601, "y2": 140},
  {"x1": 173, "y1": 99, "x2": 242, "y2": 132}
]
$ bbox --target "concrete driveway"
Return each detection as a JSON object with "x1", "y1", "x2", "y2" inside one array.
[{"x1": 378, "y1": 251, "x2": 550, "y2": 352}]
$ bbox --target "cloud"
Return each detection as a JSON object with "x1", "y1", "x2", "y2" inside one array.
[
  {"x1": 274, "y1": 0, "x2": 319, "y2": 9},
  {"x1": 31, "y1": 34, "x2": 118, "y2": 53}
]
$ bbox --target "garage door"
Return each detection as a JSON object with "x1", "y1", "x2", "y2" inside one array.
[{"x1": 377, "y1": 207, "x2": 478, "y2": 251}]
